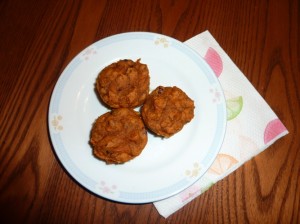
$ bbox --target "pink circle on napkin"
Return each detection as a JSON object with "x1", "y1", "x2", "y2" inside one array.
[
  {"x1": 264, "y1": 119, "x2": 287, "y2": 144},
  {"x1": 204, "y1": 47, "x2": 223, "y2": 77}
]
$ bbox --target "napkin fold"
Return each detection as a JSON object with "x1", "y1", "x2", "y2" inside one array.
[{"x1": 153, "y1": 31, "x2": 289, "y2": 218}]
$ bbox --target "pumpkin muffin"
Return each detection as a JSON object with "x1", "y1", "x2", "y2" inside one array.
[
  {"x1": 141, "y1": 86, "x2": 195, "y2": 137},
  {"x1": 90, "y1": 108, "x2": 148, "y2": 164},
  {"x1": 96, "y1": 59, "x2": 150, "y2": 108}
]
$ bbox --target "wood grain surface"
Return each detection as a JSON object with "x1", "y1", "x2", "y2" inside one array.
[{"x1": 0, "y1": 0, "x2": 299, "y2": 223}]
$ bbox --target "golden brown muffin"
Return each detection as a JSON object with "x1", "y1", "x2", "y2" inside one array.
[
  {"x1": 96, "y1": 59, "x2": 150, "y2": 108},
  {"x1": 90, "y1": 108, "x2": 148, "y2": 164},
  {"x1": 141, "y1": 86, "x2": 195, "y2": 137}
]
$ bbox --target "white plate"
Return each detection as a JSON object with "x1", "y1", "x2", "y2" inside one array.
[{"x1": 48, "y1": 32, "x2": 226, "y2": 203}]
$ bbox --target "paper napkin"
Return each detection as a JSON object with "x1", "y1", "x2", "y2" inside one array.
[{"x1": 153, "y1": 31, "x2": 289, "y2": 218}]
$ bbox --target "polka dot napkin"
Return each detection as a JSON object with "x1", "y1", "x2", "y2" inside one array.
[{"x1": 153, "y1": 30, "x2": 289, "y2": 218}]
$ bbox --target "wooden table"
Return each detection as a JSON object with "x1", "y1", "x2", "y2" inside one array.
[{"x1": 1, "y1": 0, "x2": 299, "y2": 223}]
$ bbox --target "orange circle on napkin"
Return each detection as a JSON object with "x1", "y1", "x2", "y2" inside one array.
[{"x1": 208, "y1": 153, "x2": 238, "y2": 175}]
